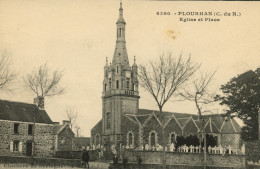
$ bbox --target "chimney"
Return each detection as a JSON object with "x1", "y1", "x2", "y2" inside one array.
[
  {"x1": 62, "y1": 120, "x2": 70, "y2": 126},
  {"x1": 34, "y1": 96, "x2": 44, "y2": 110}
]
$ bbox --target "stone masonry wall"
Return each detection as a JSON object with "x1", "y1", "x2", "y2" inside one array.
[
  {"x1": 91, "y1": 120, "x2": 102, "y2": 146},
  {"x1": 142, "y1": 116, "x2": 163, "y2": 146},
  {"x1": 57, "y1": 125, "x2": 74, "y2": 151},
  {"x1": 124, "y1": 150, "x2": 245, "y2": 169},
  {"x1": 0, "y1": 120, "x2": 55, "y2": 158},
  {"x1": 121, "y1": 116, "x2": 139, "y2": 148},
  {"x1": 221, "y1": 134, "x2": 241, "y2": 149}
]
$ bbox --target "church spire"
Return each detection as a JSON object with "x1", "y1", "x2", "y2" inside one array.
[{"x1": 112, "y1": 1, "x2": 129, "y2": 65}]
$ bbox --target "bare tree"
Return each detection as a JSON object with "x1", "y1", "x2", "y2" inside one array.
[
  {"x1": 0, "y1": 51, "x2": 16, "y2": 91},
  {"x1": 24, "y1": 63, "x2": 65, "y2": 108},
  {"x1": 179, "y1": 70, "x2": 216, "y2": 169},
  {"x1": 65, "y1": 106, "x2": 78, "y2": 131},
  {"x1": 138, "y1": 52, "x2": 200, "y2": 169}
]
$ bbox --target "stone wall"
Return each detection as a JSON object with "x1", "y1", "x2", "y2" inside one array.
[
  {"x1": 123, "y1": 150, "x2": 245, "y2": 169},
  {"x1": 55, "y1": 150, "x2": 99, "y2": 161},
  {"x1": 0, "y1": 120, "x2": 55, "y2": 157},
  {"x1": 142, "y1": 116, "x2": 163, "y2": 146},
  {"x1": 121, "y1": 116, "x2": 140, "y2": 148},
  {"x1": 109, "y1": 163, "x2": 236, "y2": 169},
  {"x1": 221, "y1": 134, "x2": 241, "y2": 149},
  {"x1": 91, "y1": 120, "x2": 102, "y2": 145},
  {"x1": 0, "y1": 155, "x2": 81, "y2": 168},
  {"x1": 57, "y1": 125, "x2": 74, "y2": 151}
]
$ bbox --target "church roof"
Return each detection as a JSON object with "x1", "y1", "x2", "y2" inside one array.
[
  {"x1": 0, "y1": 99, "x2": 53, "y2": 124},
  {"x1": 137, "y1": 109, "x2": 241, "y2": 134}
]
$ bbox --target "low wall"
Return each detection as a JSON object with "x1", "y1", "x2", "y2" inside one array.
[
  {"x1": 0, "y1": 155, "x2": 81, "y2": 168},
  {"x1": 123, "y1": 150, "x2": 245, "y2": 169},
  {"x1": 109, "y1": 163, "x2": 235, "y2": 169},
  {"x1": 55, "y1": 150, "x2": 99, "y2": 161}
]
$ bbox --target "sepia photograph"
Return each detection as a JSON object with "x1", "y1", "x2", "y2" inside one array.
[{"x1": 0, "y1": 0, "x2": 260, "y2": 169}]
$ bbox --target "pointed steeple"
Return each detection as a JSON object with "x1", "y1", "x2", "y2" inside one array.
[{"x1": 112, "y1": 1, "x2": 129, "y2": 66}]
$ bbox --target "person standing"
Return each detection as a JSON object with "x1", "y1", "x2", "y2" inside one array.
[{"x1": 82, "y1": 149, "x2": 90, "y2": 168}]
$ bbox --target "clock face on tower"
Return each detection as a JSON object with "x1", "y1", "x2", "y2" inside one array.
[
  {"x1": 108, "y1": 72, "x2": 112, "y2": 78},
  {"x1": 125, "y1": 72, "x2": 131, "y2": 78}
]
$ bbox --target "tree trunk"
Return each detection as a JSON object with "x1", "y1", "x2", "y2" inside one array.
[
  {"x1": 159, "y1": 106, "x2": 166, "y2": 169},
  {"x1": 203, "y1": 118, "x2": 207, "y2": 169}
]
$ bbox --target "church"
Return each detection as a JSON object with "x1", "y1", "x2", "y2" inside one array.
[{"x1": 90, "y1": 2, "x2": 241, "y2": 154}]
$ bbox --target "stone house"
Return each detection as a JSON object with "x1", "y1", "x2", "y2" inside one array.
[
  {"x1": 73, "y1": 137, "x2": 90, "y2": 151},
  {"x1": 0, "y1": 99, "x2": 75, "y2": 157},
  {"x1": 90, "y1": 2, "x2": 242, "y2": 153}
]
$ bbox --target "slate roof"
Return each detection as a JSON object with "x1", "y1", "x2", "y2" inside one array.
[
  {"x1": 53, "y1": 125, "x2": 66, "y2": 135},
  {"x1": 0, "y1": 100, "x2": 53, "y2": 124},
  {"x1": 136, "y1": 109, "x2": 241, "y2": 134},
  {"x1": 74, "y1": 137, "x2": 90, "y2": 146},
  {"x1": 91, "y1": 108, "x2": 241, "y2": 136}
]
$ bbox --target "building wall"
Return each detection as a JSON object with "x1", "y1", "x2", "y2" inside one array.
[
  {"x1": 221, "y1": 134, "x2": 241, "y2": 149},
  {"x1": 91, "y1": 120, "x2": 102, "y2": 146},
  {"x1": 0, "y1": 120, "x2": 55, "y2": 157},
  {"x1": 121, "y1": 116, "x2": 140, "y2": 148},
  {"x1": 57, "y1": 125, "x2": 74, "y2": 151},
  {"x1": 142, "y1": 115, "x2": 163, "y2": 146}
]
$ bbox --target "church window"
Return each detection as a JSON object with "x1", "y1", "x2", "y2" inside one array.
[
  {"x1": 129, "y1": 133, "x2": 133, "y2": 145},
  {"x1": 116, "y1": 80, "x2": 119, "y2": 89},
  {"x1": 170, "y1": 133, "x2": 175, "y2": 144},
  {"x1": 105, "y1": 84, "x2": 107, "y2": 91},
  {"x1": 120, "y1": 28, "x2": 122, "y2": 37},
  {"x1": 117, "y1": 66, "x2": 119, "y2": 74},
  {"x1": 109, "y1": 78, "x2": 112, "y2": 89},
  {"x1": 106, "y1": 113, "x2": 111, "y2": 129},
  {"x1": 151, "y1": 133, "x2": 156, "y2": 146},
  {"x1": 126, "y1": 78, "x2": 130, "y2": 89}
]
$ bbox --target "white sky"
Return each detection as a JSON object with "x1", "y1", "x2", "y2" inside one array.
[{"x1": 0, "y1": 0, "x2": 260, "y2": 137}]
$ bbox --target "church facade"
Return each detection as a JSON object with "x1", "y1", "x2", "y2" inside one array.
[{"x1": 90, "y1": 2, "x2": 241, "y2": 153}]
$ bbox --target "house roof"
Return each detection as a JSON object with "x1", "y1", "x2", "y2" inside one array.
[
  {"x1": 53, "y1": 124, "x2": 75, "y2": 136},
  {"x1": 0, "y1": 99, "x2": 53, "y2": 124},
  {"x1": 74, "y1": 137, "x2": 90, "y2": 146}
]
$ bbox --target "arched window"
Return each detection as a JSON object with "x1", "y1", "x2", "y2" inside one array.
[
  {"x1": 151, "y1": 133, "x2": 156, "y2": 146},
  {"x1": 109, "y1": 78, "x2": 112, "y2": 89},
  {"x1": 126, "y1": 78, "x2": 130, "y2": 89},
  {"x1": 117, "y1": 66, "x2": 119, "y2": 74},
  {"x1": 170, "y1": 133, "x2": 175, "y2": 144},
  {"x1": 105, "y1": 84, "x2": 107, "y2": 91},
  {"x1": 116, "y1": 80, "x2": 119, "y2": 89},
  {"x1": 96, "y1": 135, "x2": 100, "y2": 145},
  {"x1": 129, "y1": 133, "x2": 132, "y2": 145},
  {"x1": 106, "y1": 113, "x2": 111, "y2": 129}
]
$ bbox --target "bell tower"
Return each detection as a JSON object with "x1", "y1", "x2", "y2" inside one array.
[{"x1": 102, "y1": 2, "x2": 140, "y2": 145}]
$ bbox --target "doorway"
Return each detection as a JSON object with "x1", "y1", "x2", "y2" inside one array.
[{"x1": 26, "y1": 142, "x2": 32, "y2": 156}]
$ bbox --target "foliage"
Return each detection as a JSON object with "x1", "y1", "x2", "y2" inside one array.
[
  {"x1": 216, "y1": 68, "x2": 260, "y2": 141},
  {"x1": 176, "y1": 135, "x2": 200, "y2": 148}
]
